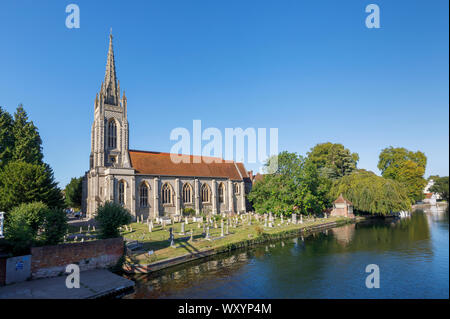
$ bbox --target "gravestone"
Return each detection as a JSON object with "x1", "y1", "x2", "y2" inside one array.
[
  {"x1": 205, "y1": 226, "x2": 210, "y2": 240},
  {"x1": 190, "y1": 229, "x2": 193, "y2": 241},
  {"x1": 292, "y1": 213, "x2": 297, "y2": 224},
  {"x1": 300, "y1": 215, "x2": 303, "y2": 224},
  {"x1": 264, "y1": 215, "x2": 268, "y2": 228},
  {"x1": 180, "y1": 222, "x2": 185, "y2": 235},
  {"x1": 148, "y1": 221, "x2": 153, "y2": 233}
]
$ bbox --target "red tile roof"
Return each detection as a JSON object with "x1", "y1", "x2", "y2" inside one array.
[
  {"x1": 129, "y1": 150, "x2": 248, "y2": 180},
  {"x1": 334, "y1": 194, "x2": 353, "y2": 205}
]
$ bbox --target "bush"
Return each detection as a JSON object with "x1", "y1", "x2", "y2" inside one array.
[
  {"x1": 95, "y1": 202, "x2": 132, "y2": 239},
  {"x1": 40, "y1": 208, "x2": 68, "y2": 245},
  {"x1": 7, "y1": 202, "x2": 48, "y2": 234},
  {"x1": 182, "y1": 207, "x2": 196, "y2": 216}
]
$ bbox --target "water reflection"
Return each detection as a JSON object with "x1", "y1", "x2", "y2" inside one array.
[{"x1": 125, "y1": 209, "x2": 448, "y2": 299}]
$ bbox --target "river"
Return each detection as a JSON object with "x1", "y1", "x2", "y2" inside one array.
[{"x1": 124, "y1": 208, "x2": 449, "y2": 299}]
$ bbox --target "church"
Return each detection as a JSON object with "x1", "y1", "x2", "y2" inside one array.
[{"x1": 82, "y1": 34, "x2": 252, "y2": 220}]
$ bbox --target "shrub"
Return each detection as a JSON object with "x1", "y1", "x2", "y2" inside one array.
[
  {"x1": 7, "y1": 202, "x2": 48, "y2": 234},
  {"x1": 40, "y1": 208, "x2": 68, "y2": 245},
  {"x1": 182, "y1": 207, "x2": 196, "y2": 216},
  {"x1": 95, "y1": 202, "x2": 132, "y2": 239}
]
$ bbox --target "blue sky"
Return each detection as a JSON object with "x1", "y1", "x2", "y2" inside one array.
[{"x1": 0, "y1": 0, "x2": 448, "y2": 188}]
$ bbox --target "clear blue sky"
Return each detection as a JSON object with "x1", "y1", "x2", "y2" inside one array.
[{"x1": 0, "y1": 0, "x2": 448, "y2": 188}]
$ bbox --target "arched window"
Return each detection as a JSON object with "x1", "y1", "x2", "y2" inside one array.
[
  {"x1": 161, "y1": 183, "x2": 172, "y2": 204},
  {"x1": 139, "y1": 183, "x2": 149, "y2": 208},
  {"x1": 107, "y1": 119, "x2": 117, "y2": 149},
  {"x1": 182, "y1": 183, "x2": 192, "y2": 203},
  {"x1": 218, "y1": 183, "x2": 225, "y2": 203},
  {"x1": 201, "y1": 183, "x2": 211, "y2": 203},
  {"x1": 234, "y1": 183, "x2": 240, "y2": 195},
  {"x1": 118, "y1": 180, "x2": 126, "y2": 205}
]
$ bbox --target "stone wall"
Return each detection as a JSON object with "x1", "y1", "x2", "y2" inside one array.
[{"x1": 30, "y1": 237, "x2": 124, "y2": 279}]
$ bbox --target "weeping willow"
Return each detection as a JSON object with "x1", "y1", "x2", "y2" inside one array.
[{"x1": 331, "y1": 170, "x2": 411, "y2": 215}]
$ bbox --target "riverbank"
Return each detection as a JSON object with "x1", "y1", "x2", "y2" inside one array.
[{"x1": 122, "y1": 216, "x2": 358, "y2": 274}]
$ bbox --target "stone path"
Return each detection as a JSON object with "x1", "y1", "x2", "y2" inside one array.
[{"x1": 0, "y1": 269, "x2": 134, "y2": 299}]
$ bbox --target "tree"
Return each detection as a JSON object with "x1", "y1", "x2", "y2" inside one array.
[
  {"x1": 0, "y1": 161, "x2": 64, "y2": 213},
  {"x1": 331, "y1": 169, "x2": 411, "y2": 215},
  {"x1": 4, "y1": 202, "x2": 48, "y2": 255},
  {"x1": 41, "y1": 208, "x2": 68, "y2": 245},
  {"x1": 65, "y1": 177, "x2": 83, "y2": 209},
  {"x1": 429, "y1": 177, "x2": 449, "y2": 202},
  {"x1": 0, "y1": 106, "x2": 14, "y2": 168},
  {"x1": 378, "y1": 147, "x2": 427, "y2": 203},
  {"x1": 307, "y1": 142, "x2": 359, "y2": 179},
  {"x1": 248, "y1": 151, "x2": 330, "y2": 216},
  {"x1": 11, "y1": 105, "x2": 43, "y2": 165},
  {"x1": 95, "y1": 202, "x2": 132, "y2": 239}
]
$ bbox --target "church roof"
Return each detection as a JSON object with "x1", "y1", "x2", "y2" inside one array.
[{"x1": 129, "y1": 150, "x2": 249, "y2": 180}]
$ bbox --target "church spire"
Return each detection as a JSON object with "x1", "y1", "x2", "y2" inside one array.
[{"x1": 103, "y1": 30, "x2": 119, "y2": 106}]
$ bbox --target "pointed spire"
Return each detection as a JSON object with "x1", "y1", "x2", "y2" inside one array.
[{"x1": 103, "y1": 30, "x2": 119, "y2": 106}]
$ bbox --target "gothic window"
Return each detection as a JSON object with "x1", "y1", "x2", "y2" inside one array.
[
  {"x1": 118, "y1": 180, "x2": 126, "y2": 205},
  {"x1": 201, "y1": 183, "x2": 211, "y2": 203},
  {"x1": 161, "y1": 183, "x2": 172, "y2": 204},
  {"x1": 218, "y1": 183, "x2": 225, "y2": 203},
  {"x1": 139, "y1": 183, "x2": 149, "y2": 208},
  {"x1": 107, "y1": 119, "x2": 117, "y2": 149},
  {"x1": 182, "y1": 183, "x2": 192, "y2": 203},
  {"x1": 234, "y1": 183, "x2": 240, "y2": 195}
]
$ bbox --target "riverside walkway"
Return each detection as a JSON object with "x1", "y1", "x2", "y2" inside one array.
[{"x1": 0, "y1": 269, "x2": 134, "y2": 299}]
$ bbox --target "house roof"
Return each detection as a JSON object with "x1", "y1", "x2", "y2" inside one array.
[
  {"x1": 128, "y1": 150, "x2": 248, "y2": 180},
  {"x1": 334, "y1": 194, "x2": 353, "y2": 205}
]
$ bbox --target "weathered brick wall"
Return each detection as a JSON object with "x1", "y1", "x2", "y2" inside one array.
[{"x1": 31, "y1": 237, "x2": 124, "y2": 279}]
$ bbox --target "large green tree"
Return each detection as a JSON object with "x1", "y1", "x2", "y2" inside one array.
[
  {"x1": 378, "y1": 147, "x2": 427, "y2": 203},
  {"x1": 248, "y1": 151, "x2": 330, "y2": 216},
  {"x1": 11, "y1": 105, "x2": 43, "y2": 165},
  {"x1": 0, "y1": 106, "x2": 14, "y2": 168},
  {"x1": 331, "y1": 169, "x2": 411, "y2": 215},
  {"x1": 307, "y1": 142, "x2": 359, "y2": 180},
  {"x1": 64, "y1": 176, "x2": 83, "y2": 209},
  {"x1": 429, "y1": 176, "x2": 449, "y2": 202},
  {"x1": 0, "y1": 161, "x2": 64, "y2": 213}
]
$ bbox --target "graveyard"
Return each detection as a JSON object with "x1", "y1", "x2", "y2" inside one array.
[{"x1": 116, "y1": 213, "x2": 353, "y2": 268}]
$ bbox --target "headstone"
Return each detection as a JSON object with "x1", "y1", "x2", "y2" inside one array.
[
  {"x1": 214, "y1": 222, "x2": 218, "y2": 229},
  {"x1": 264, "y1": 215, "x2": 268, "y2": 228},
  {"x1": 268, "y1": 222, "x2": 273, "y2": 228},
  {"x1": 141, "y1": 215, "x2": 144, "y2": 223},
  {"x1": 269, "y1": 212, "x2": 273, "y2": 222},
  {"x1": 189, "y1": 229, "x2": 193, "y2": 241},
  {"x1": 292, "y1": 213, "x2": 297, "y2": 224},
  {"x1": 185, "y1": 217, "x2": 189, "y2": 225},
  {"x1": 205, "y1": 226, "x2": 210, "y2": 240},
  {"x1": 148, "y1": 221, "x2": 153, "y2": 233},
  {"x1": 79, "y1": 226, "x2": 83, "y2": 233},
  {"x1": 300, "y1": 215, "x2": 303, "y2": 224},
  {"x1": 81, "y1": 238, "x2": 84, "y2": 243},
  {"x1": 281, "y1": 215, "x2": 284, "y2": 224},
  {"x1": 87, "y1": 225, "x2": 91, "y2": 232},
  {"x1": 221, "y1": 220, "x2": 224, "y2": 237},
  {"x1": 74, "y1": 236, "x2": 78, "y2": 242},
  {"x1": 226, "y1": 221, "x2": 229, "y2": 235},
  {"x1": 180, "y1": 222, "x2": 185, "y2": 235}
]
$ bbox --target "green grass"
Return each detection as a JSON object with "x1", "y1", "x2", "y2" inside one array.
[{"x1": 121, "y1": 215, "x2": 351, "y2": 265}]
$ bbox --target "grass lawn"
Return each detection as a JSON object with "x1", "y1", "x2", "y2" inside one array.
[{"x1": 121, "y1": 215, "x2": 350, "y2": 265}]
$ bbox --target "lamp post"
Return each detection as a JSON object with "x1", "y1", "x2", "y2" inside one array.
[{"x1": 0, "y1": 212, "x2": 4, "y2": 238}]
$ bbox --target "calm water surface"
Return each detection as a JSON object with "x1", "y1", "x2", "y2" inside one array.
[{"x1": 125, "y1": 209, "x2": 449, "y2": 299}]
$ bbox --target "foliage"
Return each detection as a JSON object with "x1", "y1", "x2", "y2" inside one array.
[
  {"x1": 10, "y1": 105, "x2": 43, "y2": 165},
  {"x1": 429, "y1": 176, "x2": 449, "y2": 202},
  {"x1": 248, "y1": 151, "x2": 330, "y2": 216},
  {"x1": 378, "y1": 147, "x2": 427, "y2": 203},
  {"x1": 330, "y1": 169, "x2": 411, "y2": 215},
  {"x1": 40, "y1": 208, "x2": 68, "y2": 245},
  {"x1": 95, "y1": 202, "x2": 132, "y2": 239},
  {"x1": 64, "y1": 176, "x2": 83, "y2": 209},
  {"x1": 6, "y1": 202, "x2": 48, "y2": 233},
  {"x1": 307, "y1": 142, "x2": 359, "y2": 180},
  {"x1": 182, "y1": 207, "x2": 196, "y2": 216},
  {"x1": 0, "y1": 106, "x2": 14, "y2": 168},
  {"x1": 0, "y1": 161, "x2": 64, "y2": 213}
]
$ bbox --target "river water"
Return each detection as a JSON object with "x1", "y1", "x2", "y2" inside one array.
[{"x1": 125, "y1": 208, "x2": 448, "y2": 299}]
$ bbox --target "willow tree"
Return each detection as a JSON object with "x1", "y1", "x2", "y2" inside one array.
[{"x1": 331, "y1": 169, "x2": 411, "y2": 215}]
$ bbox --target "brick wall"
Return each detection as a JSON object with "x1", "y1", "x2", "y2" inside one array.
[{"x1": 30, "y1": 237, "x2": 124, "y2": 279}]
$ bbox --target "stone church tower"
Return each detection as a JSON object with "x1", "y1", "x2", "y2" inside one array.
[{"x1": 83, "y1": 32, "x2": 134, "y2": 216}]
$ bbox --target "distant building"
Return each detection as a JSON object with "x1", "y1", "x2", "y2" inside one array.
[
  {"x1": 330, "y1": 194, "x2": 354, "y2": 218},
  {"x1": 423, "y1": 179, "x2": 440, "y2": 204}
]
